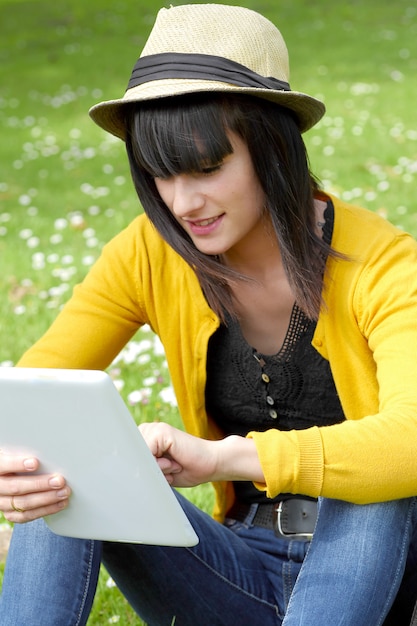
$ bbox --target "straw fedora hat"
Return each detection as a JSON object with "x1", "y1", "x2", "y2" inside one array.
[{"x1": 89, "y1": 4, "x2": 325, "y2": 139}]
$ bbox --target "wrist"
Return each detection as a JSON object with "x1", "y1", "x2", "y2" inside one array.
[{"x1": 214, "y1": 435, "x2": 264, "y2": 483}]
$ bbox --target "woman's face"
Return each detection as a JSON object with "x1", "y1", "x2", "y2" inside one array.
[{"x1": 154, "y1": 131, "x2": 268, "y2": 262}]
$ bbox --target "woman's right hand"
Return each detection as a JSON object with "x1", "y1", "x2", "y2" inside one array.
[{"x1": 0, "y1": 452, "x2": 71, "y2": 523}]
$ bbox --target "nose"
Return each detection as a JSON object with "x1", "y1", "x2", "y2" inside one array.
[{"x1": 167, "y1": 174, "x2": 205, "y2": 219}]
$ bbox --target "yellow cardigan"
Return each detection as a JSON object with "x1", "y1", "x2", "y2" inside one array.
[{"x1": 18, "y1": 195, "x2": 417, "y2": 521}]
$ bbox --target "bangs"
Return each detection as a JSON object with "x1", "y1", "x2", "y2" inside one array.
[{"x1": 125, "y1": 95, "x2": 234, "y2": 179}]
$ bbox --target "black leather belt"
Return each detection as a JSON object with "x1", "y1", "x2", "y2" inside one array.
[{"x1": 226, "y1": 498, "x2": 317, "y2": 541}]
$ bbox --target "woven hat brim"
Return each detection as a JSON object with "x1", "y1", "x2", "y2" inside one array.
[{"x1": 89, "y1": 78, "x2": 325, "y2": 140}]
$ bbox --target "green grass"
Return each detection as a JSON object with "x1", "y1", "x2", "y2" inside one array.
[{"x1": 0, "y1": 0, "x2": 416, "y2": 622}]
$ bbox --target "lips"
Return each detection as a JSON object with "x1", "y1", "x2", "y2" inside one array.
[
  {"x1": 191, "y1": 217, "x2": 219, "y2": 227},
  {"x1": 187, "y1": 214, "x2": 224, "y2": 235}
]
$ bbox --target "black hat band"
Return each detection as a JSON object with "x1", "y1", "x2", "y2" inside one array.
[{"x1": 127, "y1": 52, "x2": 291, "y2": 93}]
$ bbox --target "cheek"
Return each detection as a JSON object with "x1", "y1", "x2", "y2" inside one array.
[
  {"x1": 243, "y1": 179, "x2": 265, "y2": 214},
  {"x1": 252, "y1": 174, "x2": 266, "y2": 210},
  {"x1": 235, "y1": 161, "x2": 265, "y2": 207},
  {"x1": 154, "y1": 179, "x2": 172, "y2": 208}
]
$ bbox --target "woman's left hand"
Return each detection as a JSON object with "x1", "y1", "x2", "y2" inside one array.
[
  {"x1": 139, "y1": 422, "x2": 218, "y2": 487},
  {"x1": 139, "y1": 422, "x2": 264, "y2": 487}
]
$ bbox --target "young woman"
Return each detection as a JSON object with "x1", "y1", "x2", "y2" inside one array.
[{"x1": 1, "y1": 4, "x2": 417, "y2": 625}]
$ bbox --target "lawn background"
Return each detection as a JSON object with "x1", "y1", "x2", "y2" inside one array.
[{"x1": 0, "y1": 0, "x2": 416, "y2": 623}]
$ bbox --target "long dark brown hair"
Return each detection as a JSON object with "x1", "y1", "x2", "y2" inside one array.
[{"x1": 124, "y1": 93, "x2": 333, "y2": 321}]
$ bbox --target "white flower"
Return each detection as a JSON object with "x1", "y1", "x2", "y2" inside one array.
[{"x1": 159, "y1": 387, "x2": 177, "y2": 407}]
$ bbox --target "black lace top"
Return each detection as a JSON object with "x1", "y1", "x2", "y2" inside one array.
[{"x1": 205, "y1": 203, "x2": 345, "y2": 504}]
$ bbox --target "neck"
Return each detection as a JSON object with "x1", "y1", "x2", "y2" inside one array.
[{"x1": 220, "y1": 217, "x2": 283, "y2": 282}]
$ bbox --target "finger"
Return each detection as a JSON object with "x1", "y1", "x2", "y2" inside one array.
[
  {"x1": 139, "y1": 422, "x2": 175, "y2": 457},
  {"x1": 156, "y1": 456, "x2": 182, "y2": 475},
  {"x1": 163, "y1": 473, "x2": 174, "y2": 485},
  {"x1": 0, "y1": 473, "x2": 67, "y2": 498},
  {"x1": 3, "y1": 484, "x2": 71, "y2": 523},
  {"x1": 0, "y1": 452, "x2": 39, "y2": 475},
  {"x1": 4, "y1": 495, "x2": 70, "y2": 524}
]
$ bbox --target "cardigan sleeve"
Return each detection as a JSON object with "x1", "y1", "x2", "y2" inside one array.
[
  {"x1": 249, "y1": 229, "x2": 417, "y2": 504},
  {"x1": 17, "y1": 217, "x2": 148, "y2": 370}
]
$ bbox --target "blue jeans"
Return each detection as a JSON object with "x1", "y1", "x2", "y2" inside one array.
[
  {"x1": 1, "y1": 494, "x2": 416, "y2": 625},
  {"x1": 283, "y1": 497, "x2": 417, "y2": 626}
]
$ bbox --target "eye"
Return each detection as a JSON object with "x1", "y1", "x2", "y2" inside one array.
[{"x1": 200, "y1": 163, "x2": 222, "y2": 176}]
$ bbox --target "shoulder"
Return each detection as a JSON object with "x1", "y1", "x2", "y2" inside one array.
[
  {"x1": 327, "y1": 193, "x2": 417, "y2": 261},
  {"x1": 321, "y1": 193, "x2": 417, "y2": 311}
]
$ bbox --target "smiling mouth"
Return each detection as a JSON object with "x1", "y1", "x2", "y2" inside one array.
[
  {"x1": 190, "y1": 216, "x2": 220, "y2": 227},
  {"x1": 186, "y1": 214, "x2": 225, "y2": 236}
]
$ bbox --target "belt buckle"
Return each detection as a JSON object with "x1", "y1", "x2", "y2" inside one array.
[{"x1": 273, "y1": 501, "x2": 314, "y2": 541}]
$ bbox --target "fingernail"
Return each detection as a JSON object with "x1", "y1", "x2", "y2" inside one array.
[
  {"x1": 23, "y1": 458, "x2": 36, "y2": 471},
  {"x1": 57, "y1": 489, "x2": 69, "y2": 498},
  {"x1": 49, "y1": 475, "x2": 63, "y2": 488}
]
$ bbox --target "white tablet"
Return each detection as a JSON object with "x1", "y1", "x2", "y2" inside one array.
[{"x1": 0, "y1": 367, "x2": 198, "y2": 547}]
